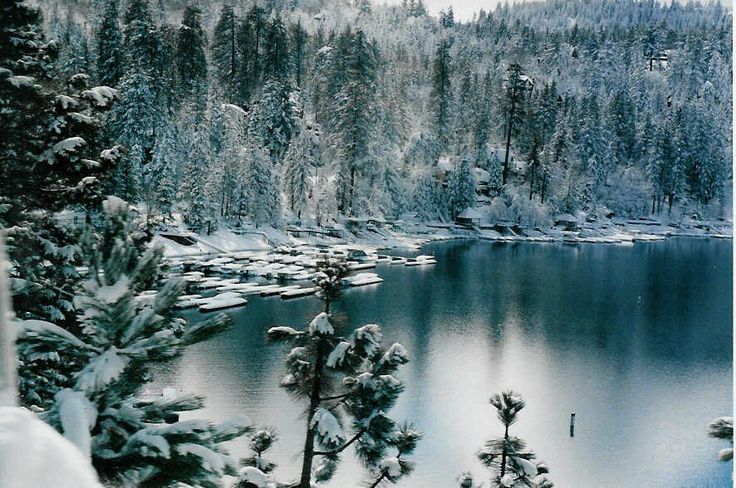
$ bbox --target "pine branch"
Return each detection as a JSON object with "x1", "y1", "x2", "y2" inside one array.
[{"x1": 314, "y1": 428, "x2": 365, "y2": 456}]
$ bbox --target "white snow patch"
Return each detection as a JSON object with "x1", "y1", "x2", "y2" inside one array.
[
  {"x1": 308, "y1": 312, "x2": 334, "y2": 336},
  {"x1": 94, "y1": 275, "x2": 131, "y2": 304},
  {"x1": 53, "y1": 137, "x2": 86, "y2": 156},
  {"x1": 380, "y1": 457, "x2": 402, "y2": 477},
  {"x1": 81, "y1": 86, "x2": 118, "y2": 107},
  {"x1": 75, "y1": 348, "x2": 130, "y2": 393},
  {"x1": 267, "y1": 326, "x2": 300, "y2": 337},
  {"x1": 0, "y1": 407, "x2": 101, "y2": 488},
  {"x1": 103, "y1": 195, "x2": 129, "y2": 214},
  {"x1": 175, "y1": 443, "x2": 229, "y2": 474},
  {"x1": 6, "y1": 75, "x2": 37, "y2": 89},
  {"x1": 55, "y1": 389, "x2": 97, "y2": 458},
  {"x1": 237, "y1": 466, "x2": 270, "y2": 487},
  {"x1": 326, "y1": 341, "x2": 351, "y2": 368},
  {"x1": 379, "y1": 343, "x2": 408, "y2": 367},
  {"x1": 310, "y1": 408, "x2": 344, "y2": 446}
]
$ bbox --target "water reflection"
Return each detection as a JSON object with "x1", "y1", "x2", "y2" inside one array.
[{"x1": 154, "y1": 238, "x2": 732, "y2": 487}]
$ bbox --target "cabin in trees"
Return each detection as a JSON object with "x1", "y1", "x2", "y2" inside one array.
[
  {"x1": 647, "y1": 51, "x2": 669, "y2": 71},
  {"x1": 554, "y1": 213, "x2": 580, "y2": 231},
  {"x1": 456, "y1": 207, "x2": 483, "y2": 227}
]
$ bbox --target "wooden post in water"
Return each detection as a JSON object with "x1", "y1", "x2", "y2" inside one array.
[{"x1": 570, "y1": 412, "x2": 576, "y2": 437}]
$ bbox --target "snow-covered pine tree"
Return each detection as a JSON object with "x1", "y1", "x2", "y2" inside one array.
[
  {"x1": 1, "y1": 0, "x2": 120, "y2": 331},
  {"x1": 15, "y1": 197, "x2": 252, "y2": 486},
  {"x1": 176, "y1": 5, "x2": 208, "y2": 106},
  {"x1": 110, "y1": 0, "x2": 161, "y2": 201},
  {"x1": 143, "y1": 120, "x2": 179, "y2": 222},
  {"x1": 267, "y1": 259, "x2": 419, "y2": 488},
  {"x1": 241, "y1": 427, "x2": 279, "y2": 474},
  {"x1": 289, "y1": 20, "x2": 308, "y2": 89},
  {"x1": 476, "y1": 391, "x2": 553, "y2": 488},
  {"x1": 412, "y1": 173, "x2": 446, "y2": 221},
  {"x1": 110, "y1": 69, "x2": 156, "y2": 200},
  {"x1": 180, "y1": 114, "x2": 213, "y2": 233},
  {"x1": 501, "y1": 64, "x2": 532, "y2": 184},
  {"x1": 216, "y1": 103, "x2": 248, "y2": 220},
  {"x1": 330, "y1": 28, "x2": 378, "y2": 216},
  {"x1": 211, "y1": 4, "x2": 239, "y2": 103},
  {"x1": 236, "y1": 5, "x2": 267, "y2": 104},
  {"x1": 430, "y1": 38, "x2": 453, "y2": 148},
  {"x1": 242, "y1": 139, "x2": 280, "y2": 226},
  {"x1": 57, "y1": 10, "x2": 92, "y2": 80},
  {"x1": 282, "y1": 125, "x2": 319, "y2": 220},
  {"x1": 248, "y1": 78, "x2": 300, "y2": 161},
  {"x1": 95, "y1": 0, "x2": 123, "y2": 87},
  {"x1": 314, "y1": 172, "x2": 338, "y2": 228},
  {"x1": 263, "y1": 14, "x2": 290, "y2": 82},
  {"x1": 446, "y1": 157, "x2": 477, "y2": 220}
]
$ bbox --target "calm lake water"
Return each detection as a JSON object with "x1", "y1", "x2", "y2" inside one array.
[{"x1": 155, "y1": 238, "x2": 733, "y2": 487}]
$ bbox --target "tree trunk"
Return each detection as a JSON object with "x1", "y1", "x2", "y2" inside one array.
[
  {"x1": 528, "y1": 164, "x2": 535, "y2": 200},
  {"x1": 502, "y1": 101, "x2": 516, "y2": 185},
  {"x1": 500, "y1": 424, "x2": 509, "y2": 477},
  {"x1": 299, "y1": 337, "x2": 326, "y2": 488}
]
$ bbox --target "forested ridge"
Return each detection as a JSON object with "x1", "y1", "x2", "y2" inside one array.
[{"x1": 29, "y1": 0, "x2": 733, "y2": 230}]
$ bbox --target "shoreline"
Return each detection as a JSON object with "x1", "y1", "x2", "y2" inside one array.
[{"x1": 157, "y1": 218, "x2": 733, "y2": 260}]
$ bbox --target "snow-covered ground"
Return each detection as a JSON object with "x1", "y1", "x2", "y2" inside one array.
[{"x1": 154, "y1": 216, "x2": 731, "y2": 262}]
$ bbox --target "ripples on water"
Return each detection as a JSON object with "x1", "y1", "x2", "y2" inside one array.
[{"x1": 154, "y1": 238, "x2": 732, "y2": 487}]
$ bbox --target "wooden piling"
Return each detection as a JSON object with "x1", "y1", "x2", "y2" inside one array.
[{"x1": 570, "y1": 412, "x2": 576, "y2": 437}]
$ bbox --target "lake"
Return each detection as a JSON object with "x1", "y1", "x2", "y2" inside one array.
[{"x1": 154, "y1": 238, "x2": 733, "y2": 487}]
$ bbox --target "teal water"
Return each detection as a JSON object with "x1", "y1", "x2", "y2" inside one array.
[{"x1": 156, "y1": 238, "x2": 733, "y2": 487}]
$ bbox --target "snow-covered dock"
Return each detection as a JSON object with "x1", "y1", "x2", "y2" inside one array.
[
  {"x1": 198, "y1": 295, "x2": 247, "y2": 312},
  {"x1": 281, "y1": 287, "x2": 317, "y2": 299}
]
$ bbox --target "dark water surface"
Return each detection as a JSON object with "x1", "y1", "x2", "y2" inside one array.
[{"x1": 156, "y1": 238, "x2": 733, "y2": 487}]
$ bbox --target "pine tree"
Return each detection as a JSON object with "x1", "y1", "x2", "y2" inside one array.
[
  {"x1": 330, "y1": 28, "x2": 378, "y2": 216},
  {"x1": 176, "y1": 5, "x2": 208, "y2": 104},
  {"x1": 248, "y1": 79, "x2": 300, "y2": 161},
  {"x1": 501, "y1": 64, "x2": 531, "y2": 184},
  {"x1": 289, "y1": 20, "x2": 308, "y2": 88},
  {"x1": 1, "y1": 0, "x2": 120, "y2": 331},
  {"x1": 412, "y1": 173, "x2": 445, "y2": 221},
  {"x1": 240, "y1": 427, "x2": 279, "y2": 474},
  {"x1": 263, "y1": 15, "x2": 290, "y2": 81},
  {"x1": 211, "y1": 4, "x2": 238, "y2": 102},
  {"x1": 430, "y1": 39, "x2": 453, "y2": 147},
  {"x1": 446, "y1": 157, "x2": 477, "y2": 220},
  {"x1": 143, "y1": 120, "x2": 179, "y2": 221},
  {"x1": 96, "y1": 0, "x2": 123, "y2": 86},
  {"x1": 242, "y1": 140, "x2": 280, "y2": 226},
  {"x1": 267, "y1": 259, "x2": 419, "y2": 488},
  {"x1": 180, "y1": 118, "x2": 212, "y2": 233},
  {"x1": 237, "y1": 5, "x2": 267, "y2": 103},
  {"x1": 476, "y1": 391, "x2": 553, "y2": 488},
  {"x1": 110, "y1": 69, "x2": 156, "y2": 200},
  {"x1": 122, "y1": 0, "x2": 159, "y2": 74},
  {"x1": 217, "y1": 103, "x2": 248, "y2": 219},
  {"x1": 283, "y1": 126, "x2": 318, "y2": 219},
  {"x1": 15, "y1": 197, "x2": 252, "y2": 486}
]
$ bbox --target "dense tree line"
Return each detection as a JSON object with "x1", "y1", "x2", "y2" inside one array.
[{"x1": 39, "y1": 0, "x2": 732, "y2": 230}]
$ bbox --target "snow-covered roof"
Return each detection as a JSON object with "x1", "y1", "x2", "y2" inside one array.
[
  {"x1": 437, "y1": 156, "x2": 454, "y2": 172},
  {"x1": 555, "y1": 213, "x2": 578, "y2": 223},
  {"x1": 473, "y1": 168, "x2": 491, "y2": 184},
  {"x1": 457, "y1": 208, "x2": 483, "y2": 220}
]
